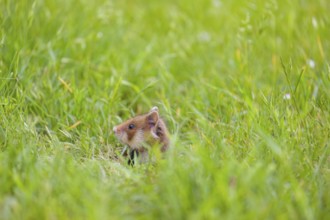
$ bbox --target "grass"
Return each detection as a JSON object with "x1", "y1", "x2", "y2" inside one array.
[{"x1": 1, "y1": 0, "x2": 330, "y2": 219}]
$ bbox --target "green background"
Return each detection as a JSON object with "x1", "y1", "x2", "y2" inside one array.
[{"x1": 1, "y1": 0, "x2": 329, "y2": 219}]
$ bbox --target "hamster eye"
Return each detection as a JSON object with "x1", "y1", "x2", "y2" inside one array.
[{"x1": 128, "y1": 124, "x2": 135, "y2": 130}]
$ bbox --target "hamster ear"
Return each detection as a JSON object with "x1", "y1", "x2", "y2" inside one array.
[
  {"x1": 146, "y1": 111, "x2": 159, "y2": 127},
  {"x1": 150, "y1": 106, "x2": 158, "y2": 112}
]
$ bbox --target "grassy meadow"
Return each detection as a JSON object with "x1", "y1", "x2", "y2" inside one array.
[{"x1": 1, "y1": 0, "x2": 330, "y2": 219}]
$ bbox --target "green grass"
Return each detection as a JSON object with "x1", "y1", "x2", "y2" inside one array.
[{"x1": 1, "y1": 0, "x2": 330, "y2": 219}]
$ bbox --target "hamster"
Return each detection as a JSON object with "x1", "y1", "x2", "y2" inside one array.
[{"x1": 113, "y1": 106, "x2": 170, "y2": 164}]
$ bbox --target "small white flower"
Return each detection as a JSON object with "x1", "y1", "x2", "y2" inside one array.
[
  {"x1": 312, "y1": 17, "x2": 318, "y2": 29},
  {"x1": 74, "y1": 38, "x2": 86, "y2": 49},
  {"x1": 212, "y1": 0, "x2": 222, "y2": 8},
  {"x1": 308, "y1": 59, "x2": 316, "y2": 69},
  {"x1": 283, "y1": 93, "x2": 291, "y2": 100},
  {"x1": 97, "y1": 32, "x2": 103, "y2": 39},
  {"x1": 61, "y1": 57, "x2": 71, "y2": 64},
  {"x1": 198, "y1": 31, "x2": 211, "y2": 42}
]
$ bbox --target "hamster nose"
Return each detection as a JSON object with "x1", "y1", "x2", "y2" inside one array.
[{"x1": 113, "y1": 126, "x2": 117, "y2": 133}]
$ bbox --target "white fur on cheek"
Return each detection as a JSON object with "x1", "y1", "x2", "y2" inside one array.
[
  {"x1": 121, "y1": 133, "x2": 128, "y2": 144},
  {"x1": 128, "y1": 130, "x2": 144, "y2": 149}
]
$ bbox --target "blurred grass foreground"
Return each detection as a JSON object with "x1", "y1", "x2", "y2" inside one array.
[{"x1": 1, "y1": 0, "x2": 330, "y2": 219}]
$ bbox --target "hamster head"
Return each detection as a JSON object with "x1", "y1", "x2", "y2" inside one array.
[{"x1": 113, "y1": 106, "x2": 160, "y2": 150}]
